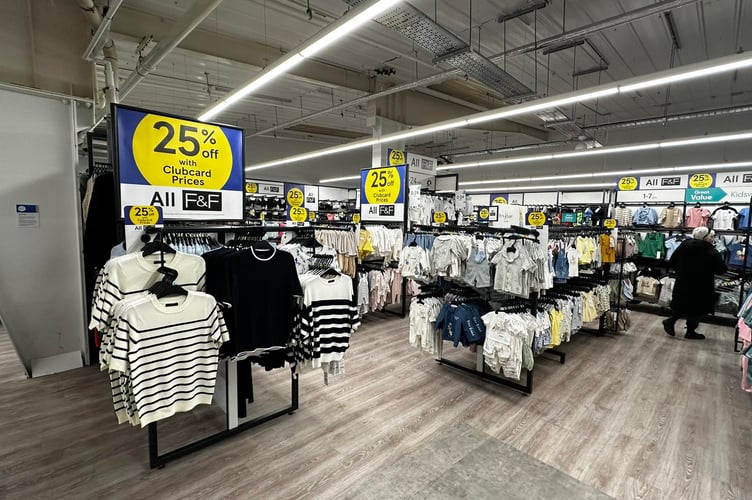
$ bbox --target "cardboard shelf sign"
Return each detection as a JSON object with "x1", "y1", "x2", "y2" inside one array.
[
  {"x1": 360, "y1": 165, "x2": 407, "y2": 222},
  {"x1": 114, "y1": 105, "x2": 244, "y2": 220}
]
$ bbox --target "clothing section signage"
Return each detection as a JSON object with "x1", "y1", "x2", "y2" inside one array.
[
  {"x1": 433, "y1": 211, "x2": 447, "y2": 224},
  {"x1": 245, "y1": 179, "x2": 284, "y2": 195},
  {"x1": 114, "y1": 105, "x2": 244, "y2": 220},
  {"x1": 387, "y1": 148, "x2": 406, "y2": 166},
  {"x1": 616, "y1": 189, "x2": 685, "y2": 203},
  {"x1": 477, "y1": 206, "x2": 490, "y2": 223},
  {"x1": 123, "y1": 205, "x2": 163, "y2": 252},
  {"x1": 638, "y1": 175, "x2": 688, "y2": 190},
  {"x1": 490, "y1": 193, "x2": 508, "y2": 205},
  {"x1": 526, "y1": 211, "x2": 547, "y2": 226},
  {"x1": 685, "y1": 187, "x2": 752, "y2": 204},
  {"x1": 15, "y1": 204, "x2": 39, "y2": 228},
  {"x1": 360, "y1": 165, "x2": 407, "y2": 222},
  {"x1": 285, "y1": 183, "x2": 308, "y2": 223}
]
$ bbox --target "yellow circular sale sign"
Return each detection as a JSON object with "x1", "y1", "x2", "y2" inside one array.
[
  {"x1": 689, "y1": 173, "x2": 713, "y2": 189},
  {"x1": 352, "y1": 213, "x2": 361, "y2": 224},
  {"x1": 433, "y1": 212, "x2": 447, "y2": 224},
  {"x1": 128, "y1": 205, "x2": 160, "y2": 226},
  {"x1": 492, "y1": 196, "x2": 508, "y2": 205},
  {"x1": 289, "y1": 207, "x2": 308, "y2": 222},
  {"x1": 604, "y1": 218, "x2": 617, "y2": 229},
  {"x1": 479, "y1": 208, "x2": 490, "y2": 219},
  {"x1": 618, "y1": 176, "x2": 638, "y2": 191},
  {"x1": 131, "y1": 114, "x2": 233, "y2": 189},
  {"x1": 364, "y1": 167, "x2": 401, "y2": 205},
  {"x1": 286, "y1": 187, "x2": 305, "y2": 207},
  {"x1": 527, "y1": 211, "x2": 546, "y2": 226}
]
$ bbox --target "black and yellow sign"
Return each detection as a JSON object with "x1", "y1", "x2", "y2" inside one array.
[
  {"x1": 527, "y1": 211, "x2": 547, "y2": 226},
  {"x1": 603, "y1": 218, "x2": 617, "y2": 229},
  {"x1": 387, "y1": 148, "x2": 406, "y2": 166},
  {"x1": 114, "y1": 105, "x2": 244, "y2": 220},
  {"x1": 308, "y1": 210, "x2": 316, "y2": 222},
  {"x1": 478, "y1": 207, "x2": 490, "y2": 221},
  {"x1": 433, "y1": 211, "x2": 447, "y2": 224},
  {"x1": 689, "y1": 173, "x2": 714, "y2": 189},
  {"x1": 352, "y1": 213, "x2": 361, "y2": 224},
  {"x1": 288, "y1": 206, "x2": 308, "y2": 223},
  {"x1": 245, "y1": 182, "x2": 258, "y2": 194},
  {"x1": 492, "y1": 196, "x2": 508, "y2": 205},
  {"x1": 126, "y1": 205, "x2": 162, "y2": 226},
  {"x1": 617, "y1": 176, "x2": 639, "y2": 191}
]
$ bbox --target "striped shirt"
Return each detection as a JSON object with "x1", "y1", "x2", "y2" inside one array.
[
  {"x1": 298, "y1": 275, "x2": 360, "y2": 369},
  {"x1": 109, "y1": 292, "x2": 229, "y2": 427}
]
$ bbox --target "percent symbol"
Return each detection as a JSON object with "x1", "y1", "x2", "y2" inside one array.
[{"x1": 201, "y1": 129, "x2": 217, "y2": 144}]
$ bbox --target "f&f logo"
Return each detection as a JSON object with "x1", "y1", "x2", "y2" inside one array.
[{"x1": 183, "y1": 191, "x2": 223, "y2": 211}]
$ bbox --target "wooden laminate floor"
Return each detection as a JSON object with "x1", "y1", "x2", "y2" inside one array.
[{"x1": 0, "y1": 313, "x2": 750, "y2": 500}]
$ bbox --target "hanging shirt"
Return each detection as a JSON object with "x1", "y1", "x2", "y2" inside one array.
[
  {"x1": 567, "y1": 247, "x2": 581, "y2": 277},
  {"x1": 739, "y1": 208, "x2": 751, "y2": 230},
  {"x1": 659, "y1": 206, "x2": 683, "y2": 228},
  {"x1": 614, "y1": 206, "x2": 633, "y2": 227},
  {"x1": 632, "y1": 207, "x2": 658, "y2": 226},
  {"x1": 712, "y1": 208, "x2": 738, "y2": 230},
  {"x1": 685, "y1": 207, "x2": 711, "y2": 228}
]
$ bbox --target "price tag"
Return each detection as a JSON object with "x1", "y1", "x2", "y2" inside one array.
[
  {"x1": 308, "y1": 210, "x2": 316, "y2": 222},
  {"x1": 604, "y1": 218, "x2": 617, "y2": 229},
  {"x1": 618, "y1": 176, "x2": 638, "y2": 191},
  {"x1": 352, "y1": 213, "x2": 361, "y2": 224},
  {"x1": 364, "y1": 167, "x2": 402, "y2": 205},
  {"x1": 689, "y1": 173, "x2": 713, "y2": 189},
  {"x1": 388, "y1": 149, "x2": 406, "y2": 166},
  {"x1": 527, "y1": 211, "x2": 546, "y2": 226},
  {"x1": 289, "y1": 206, "x2": 308, "y2": 223},
  {"x1": 433, "y1": 211, "x2": 447, "y2": 224},
  {"x1": 286, "y1": 187, "x2": 305, "y2": 207},
  {"x1": 127, "y1": 205, "x2": 161, "y2": 226},
  {"x1": 245, "y1": 182, "x2": 258, "y2": 194},
  {"x1": 479, "y1": 207, "x2": 490, "y2": 219},
  {"x1": 492, "y1": 196, "x2": 508, "y2": 205}
]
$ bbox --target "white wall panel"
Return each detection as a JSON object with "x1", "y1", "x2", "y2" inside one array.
[{"x1": 0, "y1": 89, "x2": 87, "y2": 376}]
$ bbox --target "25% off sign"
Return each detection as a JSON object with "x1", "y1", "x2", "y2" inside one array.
[
  {"x1": 131, "y1": 115, "x2": 234, "y2": 189},
  {"x1": 364, "y1": 167, "x2": 402, "y2": 204},
  {"x1": 527, "y1": 211, "x2": 547, "y2": 226}
]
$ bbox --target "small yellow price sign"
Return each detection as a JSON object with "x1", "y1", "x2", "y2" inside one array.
[
  {"x1": 289, "y1": 206, "x2": 308, "y2": 222},
  {"x1": 479, "y1": 208, "x2": 490, "y2": 219},
  {"x1": 128, "y1": 205, "x2": 160, "y2": 226},
  {"x1": 352, "y1": 213, "x2": 361, "y2": 224},
  {"x1": 527, "y1": 211, "x2": 546, "y2": 226},
  {"x1": 388, "y1": 149, "x2": 405, "y2": 166},
  {"x1": 286, "y1": 187, "x2": 305, "y2": 207},
  {"x1": 604, "y1": 218, "x2": 617, "y2": 229},
  {"x1": 433, "y1": 211, "x2": 447, "y2": 224},
  {"x1": 689, "y1": 173, "x2": 713, "y2": 189},
  {"x1": 245, "y1": 182, "x2": 258, "y2": 194},
  {"x1": 308, "y1": 210, "x2": 316, "y2": 222},
  {"x1": 618, "y1": 176, "x2": 638, "y2": 191},
  {"x1": 492, "y1": 196, "x2": 508, "y2": 205}
]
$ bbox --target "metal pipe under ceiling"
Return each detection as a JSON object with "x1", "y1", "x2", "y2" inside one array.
[{"x1": 119, "y1": 0, "x2": 224, "y2": 100}]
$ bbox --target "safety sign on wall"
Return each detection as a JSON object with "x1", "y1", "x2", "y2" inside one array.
[
  {"x1": 285, "y1": 183, "x2": 308, "y2": 223},
  {"x1": 114, "y1": 105, "x2": 244, "y2": 220},
  {"x1": 360, "y1": 165, "x2": 407, "y2": 222}
]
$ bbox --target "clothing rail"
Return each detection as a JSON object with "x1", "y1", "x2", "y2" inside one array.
[
  {"x1": 413, "y1": 224, "x2": 540, "y2": 238},
  {"x1": 142, "y1": 224, "x2": 304, "y2": 469}
]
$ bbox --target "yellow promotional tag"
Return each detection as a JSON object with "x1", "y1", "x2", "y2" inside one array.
[
  {"x1": 527, "y1": 211, "x2": 546, "y2": 226},
  {"x1": 289, "y1": 206, "x2": 308, "y2": 222},
  {"x1": 286, "y1": 187, "x2": 305, "y2": 207},
  {"x1": 433, "y1": 211, "x2": 447, "y2": 224},
  {"x1": 388, "y1": 149, "x2": 405, "y2": 166},
  {"x1": 128, "y1": 205, "x2": 160, "y2": 226},
  {"x1": 352, "y1": 213, "x2": 361, "y2": 224},
  {"x1": 245, "y1": 182, "x2": 258, "y2": 194},
  {"x1": 617, "y1": 176, "x2": 638, "y2": 191},
  {"x1": 479, "y1": 208, "x2": 490, "y2": 219},
  {"x1": 308, "y1": 211, "x2": 316, "y2": 222},
  {"x1": 604, "y1": 218, "x2": 617, "y2": 229},
  {"x1": 492, "y1": 196, "x2": 507, "y2": 205},
  {"x1": 689, "y1": 173, "x2": 713, "y2": 189}
]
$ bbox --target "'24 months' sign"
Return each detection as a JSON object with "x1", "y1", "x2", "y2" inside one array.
[{"x1": 114, "y1": 105, "x2": 244, "y2": 220}]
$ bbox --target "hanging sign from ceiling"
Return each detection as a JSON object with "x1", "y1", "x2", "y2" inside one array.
[
  {"x1": 360, "y1": 165, "x2": 406, "y2": 222},
  {"x1": 285, "y1": 183, "x2": 308, "y2": 223},
  {"x1": 638, "y1": 175, "x2": 688, "y2": 190},
  {"x1": 387, "y1": 148, "x2": 406, "y2": 166},
  {"x1": 114, "y1": 104, "x2": 244, "y2": 220}
]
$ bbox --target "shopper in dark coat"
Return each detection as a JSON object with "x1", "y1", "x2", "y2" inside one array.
[{"x1": 663, "y1": 227, "x2": 727, "y2": 339}]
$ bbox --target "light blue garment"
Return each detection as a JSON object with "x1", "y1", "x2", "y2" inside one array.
[
  {"x1": 664, "y1": 237, "x2": 683, "y2": 261},
  {"x1": 739, "y1": 208, "x2": 750, "y2": 229},
  {"x1": 632, "y1": 207, "x2": 659, "y2": 226}
]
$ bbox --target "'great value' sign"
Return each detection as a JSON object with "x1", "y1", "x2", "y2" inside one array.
[{"x1": 114, "y1": 105, "x2": 244, "y2": 220}]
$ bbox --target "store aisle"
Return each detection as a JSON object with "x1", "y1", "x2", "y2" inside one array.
[{"x1": 0, "y1": 312, "x2": 749, "y2": 499}]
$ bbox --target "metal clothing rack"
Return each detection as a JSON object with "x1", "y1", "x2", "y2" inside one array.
[
  {"x1": 143, "y1": 222, "x2": 355, "y2": 468},
  {"x1": 361, "y1": 221, "x2": 409, "y2": 317},
  {"x1": 436, "y1": 292, "x2": 566, "y2": 396}
]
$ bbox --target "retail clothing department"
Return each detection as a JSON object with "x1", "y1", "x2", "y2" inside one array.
[
  {"x1": 614, "y1": 203, "x2": 750, "y2": 230},
  {"x1": 90, "y1": 227, "x2": 363, "y2": 427}
]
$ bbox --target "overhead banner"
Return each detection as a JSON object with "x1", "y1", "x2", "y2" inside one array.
[
  {"x1": 245, "y1": 180, "x2": 284, "y2": 196},
  {"x1": 114, "y1": 105, "x2": 244, "y2": 220},
  {"x1": 285, "y1": 183, "x2": 308, "y2": 223},
  {"x1": 638, "y1": 175, "x2": 688, "y2": 190},
  {"x1": 490, "y1": 193, "x2": 509, "y2": 205},
  {"x1": 685, "y1": 186, "x2": 752, "y2": 204},
  {"x1": 360, "y1": 165, "x2": 407, "y2": 222}
]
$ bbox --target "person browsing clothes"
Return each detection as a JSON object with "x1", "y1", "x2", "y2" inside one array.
[{"x1": 662, "y1": 227, "x2": 727, "y2": 339}]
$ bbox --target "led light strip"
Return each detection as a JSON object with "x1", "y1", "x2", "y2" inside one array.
[
  {"x1": 246, "y1": 51, "x2": 752, "y2": 172},
  {"x1": 463, "y1": 182, "x2": 616, "y2": 193},
  {"x1": 198, "y1": 0, "x2": 403, "y2": 122},
  {"x1": 458, "y1": 161, "x2": 752, "y2": 186}
]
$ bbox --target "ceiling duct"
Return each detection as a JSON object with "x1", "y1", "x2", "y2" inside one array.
[{"x1": 346, "y1": 0, "x2": 534, "y2": 101}]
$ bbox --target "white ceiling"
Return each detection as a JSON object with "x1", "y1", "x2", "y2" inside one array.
[{"x1": 105, "y1": 0, "x2": 752, "y2": 185}]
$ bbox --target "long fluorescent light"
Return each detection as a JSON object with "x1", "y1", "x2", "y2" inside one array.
[
  {"x1": 463, "y1": 182, "x2": 615, "y2": 193},
  {"x1": 244, "y1": 51, "x2": 752, "y2": 171},
  {"x1": 320, "y1": 175, "x2": 361, "y2": 183},
  {"x1": 436, "y1": 130, "x2": 752, "y2": 171},
  {"x1": 459, "y1": 161, "x2": 752, "y2": 186},
  {"x1": 199, "y1": 0, "x2": 401, "y2": 122}
]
